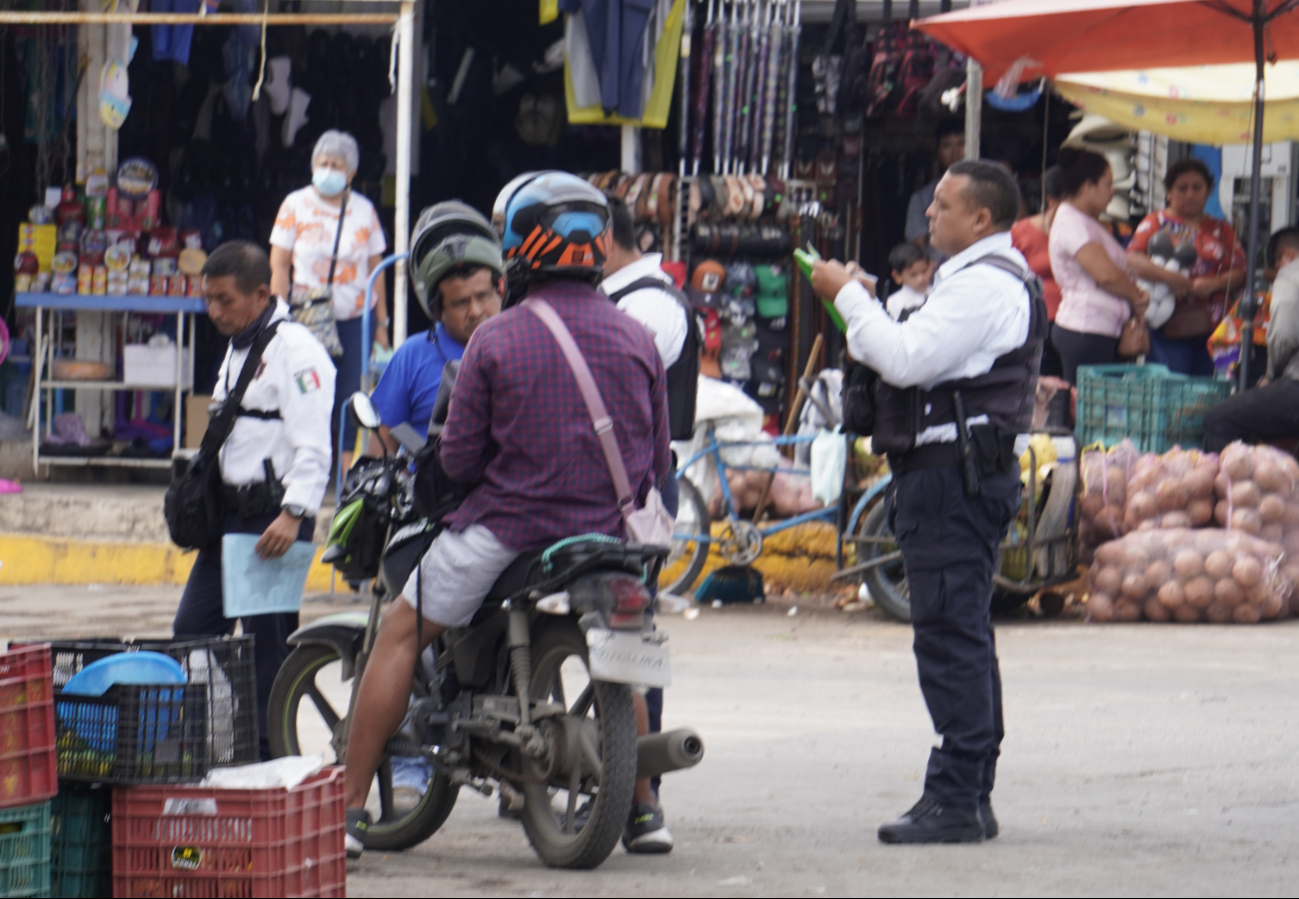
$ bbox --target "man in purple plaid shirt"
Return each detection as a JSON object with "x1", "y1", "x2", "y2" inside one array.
[{"x1": 343, "y1": 173, "x2": 672, "y2": 858}]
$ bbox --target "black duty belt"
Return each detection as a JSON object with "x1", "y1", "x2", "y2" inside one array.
[
  {"x1": 888, "y1": 443, "x2": 961, "y2": 476},
  {"x1": 889, "y1": 441, "x2": 1017, "y2": 478}
]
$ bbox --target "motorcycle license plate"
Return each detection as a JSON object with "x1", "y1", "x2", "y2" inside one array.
[{"x1": 586, "y1": 629, "x2": 671, "y2": 688}]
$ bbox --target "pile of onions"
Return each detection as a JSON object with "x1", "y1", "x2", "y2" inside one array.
[
  {"x1": 1124, "y1": 449, "x2": 1218, "y2": 531},
  {"x1": 1078, "y1": 439, "x2": 1139, "y2": 564},
  {"x1": 1087, "y1": 527, "x2": 1291, "y2": 624}
]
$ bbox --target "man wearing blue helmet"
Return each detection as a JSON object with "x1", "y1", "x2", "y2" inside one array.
[{"x1": 342, "y1": 172, "x2": 673, "y2": 859}]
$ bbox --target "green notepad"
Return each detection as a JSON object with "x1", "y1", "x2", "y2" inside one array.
[{"x1": 794, "y1": 245, "x2": 848, "y2": 333}]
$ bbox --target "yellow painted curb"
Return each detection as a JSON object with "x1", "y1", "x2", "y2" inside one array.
[{"x1": 0, "y1": 533, "x2": 336, "y2": 591}]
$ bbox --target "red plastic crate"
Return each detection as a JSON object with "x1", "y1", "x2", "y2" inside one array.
[
  {"x1": 111, "y1": 766, "x2": 345, "y2": 899},
  {"x1": 0, "y1": 645, "x2": 57, "y2": 809}
]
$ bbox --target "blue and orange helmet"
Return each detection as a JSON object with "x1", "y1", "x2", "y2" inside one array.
[{"x1": 496, "y1": 171, "x2": 612, "y2": 279}]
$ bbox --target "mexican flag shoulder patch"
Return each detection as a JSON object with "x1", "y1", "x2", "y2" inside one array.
[{"x1": 294, "y1": 368, "x2": 322, "y2": 394}]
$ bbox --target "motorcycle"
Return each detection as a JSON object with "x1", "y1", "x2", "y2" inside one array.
[{"x1": 267, "y1": 390, "x2": 704, "y2": 869}]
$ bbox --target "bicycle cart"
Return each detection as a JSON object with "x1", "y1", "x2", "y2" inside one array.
[
  {"x1": 663, "y1": 423, "x2": 1081, "y2": 623},
  {"x1": 839, "y1": 428, "x2": 1082, "y2": 622},
  {"x1": 660, "y1": 425, "x2": 891, "y2": 596}
]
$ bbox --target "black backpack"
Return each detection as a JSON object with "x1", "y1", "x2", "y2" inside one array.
[{"x1": 607, "y1": 277, "x2": 701, "y2": 441}]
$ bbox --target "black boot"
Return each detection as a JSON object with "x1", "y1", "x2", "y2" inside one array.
[
  {"x1": 980, "y1": 799, "x2": 999, "y2": 839},
  {"x1": 878, "y1": 797, "x2": 984, "y2": 844}
]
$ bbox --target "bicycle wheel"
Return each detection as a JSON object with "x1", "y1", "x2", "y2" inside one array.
[
  {"x1": 858, "y1": 500, "x2": 912, "y2": 622},
  {"x1": 659, "y1": 476, "x2": 710, "y2": 595},
  {"x1": 268, "y1": 643, "x2": 459, "y2": 851}
]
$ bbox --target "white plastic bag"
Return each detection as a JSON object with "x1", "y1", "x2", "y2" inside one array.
[{"x1": 810, "y1": 427, "x2": 846, "y2": 506}]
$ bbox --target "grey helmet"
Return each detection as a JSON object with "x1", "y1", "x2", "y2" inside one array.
[{"x1": 409, "y1": 200, "x2": 503, "y2": 320}]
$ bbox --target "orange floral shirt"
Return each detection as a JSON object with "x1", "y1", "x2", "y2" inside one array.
[{"x1": 270, "y1": 187, "x2": 387, "y2": 321}]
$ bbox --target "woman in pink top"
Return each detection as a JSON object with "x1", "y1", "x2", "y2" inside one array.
[{"x1": 1049, "y1": 148, "x2": 1150, "y2": 384}]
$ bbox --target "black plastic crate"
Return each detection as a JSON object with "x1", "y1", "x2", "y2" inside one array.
[
  {"x1": 48, "y1": 637, "x2": 258, "y2": 784},
  {"x1": 50, "y1": 783, "x2": 111, "y2": 899}
]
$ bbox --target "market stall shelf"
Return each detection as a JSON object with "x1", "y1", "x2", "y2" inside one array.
[{"x1": 17, "y1": 293, "x2": 205, "y2": 475}]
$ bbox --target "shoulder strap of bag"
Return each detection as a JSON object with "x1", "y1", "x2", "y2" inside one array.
[
  {"x1": 325, "y1": 189, "x2": 350, "y2": 288},
  {"x1": 606, "y1": 276, "x2": 690, "y2": 312},
  {"x1": 200, "y1": 320, "x2": 283, "y2": 459},
  {"x1": 522, "y1": 298, "x2": 636, "y2": 512}
]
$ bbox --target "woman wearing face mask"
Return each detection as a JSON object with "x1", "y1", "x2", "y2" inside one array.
[{"x1": 270, "y1": 130, "x2": 389, "y2": 465}]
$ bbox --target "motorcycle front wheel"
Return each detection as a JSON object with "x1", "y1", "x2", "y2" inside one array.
[
  {"x1": 520, "y1": 623, "x2": 637, "y2": 869},
  {"x1": 267, "y1": 642, "x2": 460, "y2": 851}
]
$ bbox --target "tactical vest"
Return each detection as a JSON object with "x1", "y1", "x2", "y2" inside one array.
[
  {"x1": 607, "y1": 276, "x2": 701, "y2": 441},
  {"x1": 871, "y1": 254, "x2": 1047, "y2": 457}
]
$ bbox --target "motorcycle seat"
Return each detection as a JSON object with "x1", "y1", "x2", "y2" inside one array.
[{"x1": 482, "y1": 550, "x2": 544, "y2": 603}]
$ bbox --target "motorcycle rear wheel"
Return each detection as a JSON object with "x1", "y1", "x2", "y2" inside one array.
[
  {"x1": 520, "y1": 623, "x2": 637, "y2": 869},
  {"x1": 268, "y1": 642, "x2": 460, "y2": 851}
]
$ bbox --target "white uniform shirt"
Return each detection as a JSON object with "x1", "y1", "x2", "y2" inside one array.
[
  {"x1": 214, "y1": 299, "x2": 337, "y2": 514},
  {"x1": 885, "y1": 283, "x2": 928, "y2": 320},
  {"x1": 600, "y1": 253, "x2": 689, "y2": 367},
  {"x1": 834, "y1": 231, "x2": 1031, "y2": 446}
]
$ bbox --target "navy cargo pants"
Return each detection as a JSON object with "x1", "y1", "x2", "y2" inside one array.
[
  {"x1": 174, "y1": 510, "x2": 314, "y2": 760},
  {"x1": 887, "y1": 465, "x2": 1020, "y2": 811}
]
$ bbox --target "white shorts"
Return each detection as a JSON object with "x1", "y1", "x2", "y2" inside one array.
[{"x1": 401, "y1": 525, "x2": 519, "y2": 628}]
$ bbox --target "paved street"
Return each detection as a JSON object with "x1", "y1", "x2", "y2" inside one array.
[{"x1": 4, "y1": 585, "x2": 1298, "y2": 896}]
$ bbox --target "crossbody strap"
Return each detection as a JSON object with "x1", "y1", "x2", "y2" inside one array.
[
  {"x1": 522, "y1": 299, "x2": 636, "y2": 511},
  {"x1": 202, "y1": 320, "x2": 283, "y2": 458},
  {"x1": 325, "y1": 189, "x2": 350, "y2": 288}
]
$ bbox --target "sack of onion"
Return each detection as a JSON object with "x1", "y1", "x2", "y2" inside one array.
[
  {"x1": 1123, "y1": 447, "x2": 1219, "y2": 532},
  {"x1": 1078, "y1": 439, "x2": 1139, "y2": 564},
  {"x1": 1087, "y1": 527, "x2": 1291, "y2": 624},
  {"x1": 1213, "y1": 442, "x2": 1299, "y2": 552}
]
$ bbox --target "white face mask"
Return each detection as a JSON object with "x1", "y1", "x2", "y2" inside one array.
[{"x1": 313, "y1": 167, "x2": 348, "y2": 197}]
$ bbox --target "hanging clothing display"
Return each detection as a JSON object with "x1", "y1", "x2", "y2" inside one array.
[{"x1": 563, "y1": 0, "x2": 685, "y2": 128}]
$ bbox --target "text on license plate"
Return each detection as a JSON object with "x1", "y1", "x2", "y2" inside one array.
[{"x1": 585, "y1": 629, "x2": 671, "y2": 688}]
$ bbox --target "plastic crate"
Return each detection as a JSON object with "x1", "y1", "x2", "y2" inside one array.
[
  {"x1": 111, "y1": 767, "x2": 345, "y2": 899},
  {"x1": 51, "y1": 784, "x2": 111, "y2": 899},
  {"x1": 1155, "y1": 374, "x2": 1233, "y2": 452},
  {"x1": 47, "y1": 638, "x2": 258, "y2": 785},
  {"x1": 0, "y1": 801, "x2": 51, "y2": 898},
  {"x1": 1075, "y1": 363, "x2": 1170, "y2": 452},
  {"x1": 0, "y1": 646, "x2": 56, "y2": 809}
]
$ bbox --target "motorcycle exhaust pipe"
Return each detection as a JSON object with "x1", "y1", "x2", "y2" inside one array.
[{"x1": 637, "y1": 728, "x2": 705, "y2": 780}]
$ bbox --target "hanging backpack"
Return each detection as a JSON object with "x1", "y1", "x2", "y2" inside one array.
[{"x1": 894, "y1": 33, "x2": 936, "y2": 118}]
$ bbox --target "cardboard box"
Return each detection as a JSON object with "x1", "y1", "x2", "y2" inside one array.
[
  {"x1": 185, "y1": 394, "x2": 212, "y2": 449},
  {"x1": 122, "y1": 344, "x2": 192, "y2": 387}
]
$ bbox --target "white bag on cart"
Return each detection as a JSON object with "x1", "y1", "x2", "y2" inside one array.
[{"x1": 810, "y1": 427, "x2": 846, "y2": 506}]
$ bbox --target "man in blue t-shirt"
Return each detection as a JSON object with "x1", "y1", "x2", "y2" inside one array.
[{"x1": 368, "y1": 261, "x2": 502, "y2": 449}]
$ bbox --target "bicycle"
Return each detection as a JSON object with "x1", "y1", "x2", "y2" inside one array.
[{"x1": 659, "y1": 424, "x2": 890, "y2": 596}]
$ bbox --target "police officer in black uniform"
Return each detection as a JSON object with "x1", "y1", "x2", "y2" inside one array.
[{"x1": 813, "y1": 160, "x2": 1046, "y2": 844}]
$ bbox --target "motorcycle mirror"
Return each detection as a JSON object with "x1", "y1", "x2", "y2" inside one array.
[{"x1": 350, "y1": 391, "x2": 381, "y2": 430}]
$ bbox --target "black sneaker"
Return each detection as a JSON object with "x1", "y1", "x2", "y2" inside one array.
[
  {"x1": 980, "y1": 799, "x2": 999, "y2": 840},
  {"x1": 878, "y1": 797, "x2": 984, "y2": 844},
  {"x1": 623, "y1": 802, "x2": 674, "y2": 854},
  {"x1": 345, "y1": 808, "x2": 372, "y2": 859}
]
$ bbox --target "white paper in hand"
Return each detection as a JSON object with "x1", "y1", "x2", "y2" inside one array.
[{"x1": 221, "y1": 534, "x2": 315, "y2": 618}]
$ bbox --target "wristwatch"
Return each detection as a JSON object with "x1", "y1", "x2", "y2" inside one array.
[{"x1": 283, "y1": 504, "x2": 307, "y2": 520}]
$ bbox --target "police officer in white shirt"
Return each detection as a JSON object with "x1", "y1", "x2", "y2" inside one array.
[
  {"x1": 813, "y1": 161, "x2": 1046, "y2": 845},
  {"x1": 173, "y1": 241, "x2": 336, "y2": 758},
  {"x1": 597, "y1": 197, "x2": 699, "y2": 854}
]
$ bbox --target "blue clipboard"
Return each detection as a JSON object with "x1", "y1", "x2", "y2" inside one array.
[{"x1": 221, "y1": 534, "x2": 316, "y2": 618}]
